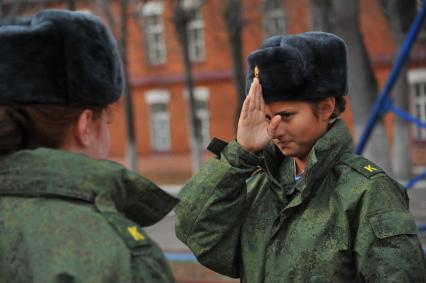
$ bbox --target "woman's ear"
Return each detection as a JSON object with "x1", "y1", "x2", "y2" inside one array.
[
  {"x1": 75, "y1": 109, "x2": 94, "y2": 147},
  {"x1": 319, "y1": 97, "x2": 336, "y2": 120}
]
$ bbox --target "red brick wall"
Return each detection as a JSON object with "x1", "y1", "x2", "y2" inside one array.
[{"x1": 16, "y1": 0, "x2": 426, "y2": 167}]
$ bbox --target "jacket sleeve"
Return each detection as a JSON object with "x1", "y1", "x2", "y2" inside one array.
[
  {"x1": 175, "y1": 140, "x2": 263, "y2": 278},
  {"x1": 354, "y1": 177, "x2": 426, "y2": 282}
]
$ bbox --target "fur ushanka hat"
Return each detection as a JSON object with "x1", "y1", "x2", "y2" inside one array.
[
  {"x1": 246, "y1": 32, "x2": 348, "y2": 103},
  {"x1": 0, "y1": 9, "x2": 123, "y2": 106}
]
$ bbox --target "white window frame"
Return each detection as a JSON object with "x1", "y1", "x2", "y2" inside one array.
[
  {"x1": 262, "y1": 0, "x2": 286, "y2": 37},
  {"x1": 138, "y1": 1, "x2": 167, "y2": 65},
  {"x1": 182, "y1": 0, "x2": 205, "y2": 62},
  {"x1": 408, "y1": 69, "x2": 426, "y2": 140},
  {"x1": 145, "y1": 90, "x2": 172, "y2": 151},
  {"x1": 183, "y1": 87, "x2": 210, "y2": 147}
]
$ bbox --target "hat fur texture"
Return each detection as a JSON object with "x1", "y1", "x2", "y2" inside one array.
[
  {"x1": 0, "y1": 9, "x2": 123, "y2": 106},
  {"x1": 246, "y1": 32, "x2": 348, "y2": 103}
]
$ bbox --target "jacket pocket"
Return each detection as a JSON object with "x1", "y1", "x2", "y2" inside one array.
[{"x1": 368, "y1": 211, "x2": 417, "y2": 239}]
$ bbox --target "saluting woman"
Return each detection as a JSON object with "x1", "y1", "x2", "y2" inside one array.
[{"x1": 175, "y1": 32, "x2": 426, "y2": 282}]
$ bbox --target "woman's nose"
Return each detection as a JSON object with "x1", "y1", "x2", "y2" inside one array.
[{"x1": 269, "y1": 123, "x2": 285, "y2": 139}]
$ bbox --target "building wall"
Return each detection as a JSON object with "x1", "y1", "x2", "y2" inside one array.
[{"x1": 14, "y1": 0, "x2": 426, "y2": 172}]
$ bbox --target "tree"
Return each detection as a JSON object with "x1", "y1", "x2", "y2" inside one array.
[
  {"x1": 66, "y1": 0, "x2": 76, "y2": 10},
  {"x1": 172, "y1": 0, "x2": 205, "y2": 172},
  {"x1": 95, "y1": 0, "x2": 138, "y2": 171},
  {"x1": 379, "y1": 0, "x2": 416, "y2": 179},
  {"x1": 222, "y1": 0, "x2": 246, "y2": 128},
  {"x1": 119, "y1": 0, "x2": 139, "y2": 172},
  {"x1": 309, "y1": 0, "x2": 392, "y2": 173},
  {"x1": 0, "y1": 0, "x2": 25, "y2": 19},
  {"x1": 97, "y1": 0, "x2": 116, "y2": 30}
]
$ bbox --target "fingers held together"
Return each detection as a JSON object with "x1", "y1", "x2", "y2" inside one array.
[{"x1": 267, "y1": 115, "x2": 281, "y2": 138}]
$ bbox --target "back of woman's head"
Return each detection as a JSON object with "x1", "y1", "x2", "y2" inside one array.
[
  {"x1": 0, "y1": 9, "x2": 123, "y2": 154},
  {"x1": 0, "y1": 105, "x2": 105, "y2": 154}
]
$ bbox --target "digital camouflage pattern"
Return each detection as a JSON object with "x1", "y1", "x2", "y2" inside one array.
[
  {"x1": 0, "y1": 148, "x2": 178, "y2": 283},
  {"x1": 176, "y1": 120, "x2": 426, "y2": 282}
]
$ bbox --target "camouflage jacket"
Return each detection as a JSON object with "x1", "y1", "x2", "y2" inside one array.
[
  {"x1": 176, "y1": 120, "x2": 426, "y2": 282},
  {"x1": 0, "y1": 148, "x2": 178, "y2": 283}
]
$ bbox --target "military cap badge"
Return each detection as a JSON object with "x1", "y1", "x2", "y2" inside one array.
[{"x1": 254, "y1": 65, "x2": 260, "y2": 78}]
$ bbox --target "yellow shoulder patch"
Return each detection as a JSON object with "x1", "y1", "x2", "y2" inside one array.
[
  {"x1": 363, "y1": 164, "x2": 378, "y2": 173},
  {"x1": 342, "y1": 156, "x2": 385, "y2": 179},
  {"x1": 127, "y1": 226, "x2": 145, "y2": 241}
]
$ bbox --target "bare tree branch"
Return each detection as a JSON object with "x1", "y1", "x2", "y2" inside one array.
[
  {"x1": 173, "y1": 0, "x2": 205, "y2": 172},
  {"x1": 98, "y1": 0, "x2": 116, "y2": 30},
  {"x1": 308, "y1": 0, "x2": 331, "y2": 31},
  {"x1": 66, "y1": 0, "x2": 76, "y2": 10},
  {"x1": 119, "y1": 0, "x2": 138, "y2": 171},
  {"x1": 5, "y1": 0, "x2": 25, "y2": 20},
  {"x1": 222, "y1": 0, "x2": 245, "y2": 128}
]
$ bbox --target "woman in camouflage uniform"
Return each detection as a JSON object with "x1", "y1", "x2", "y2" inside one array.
[
  {"x1": 0, "y1": 10, "x2": 176, "y2": 283},
  {"x1": 175, "y1": 32, "x2": 426, "y2": 282}
]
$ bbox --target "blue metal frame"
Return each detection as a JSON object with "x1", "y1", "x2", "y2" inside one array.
[
  {"x1": 355, "y1": 2, "x2": 426, "y2": 155},
  {"x1": 165, "y1": 251, "x2": 196, "y2": 262}
]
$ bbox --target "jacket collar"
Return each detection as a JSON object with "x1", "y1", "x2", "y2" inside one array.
[
  {"x1": 262, "y1": 119, "x2": 353, "y2": 203},
  {"x1": 0, "y1": 148, "x2": 179, "y2": 227}
]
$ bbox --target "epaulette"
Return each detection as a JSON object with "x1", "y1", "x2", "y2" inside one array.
[
  {"x1": 340, "y1": 155, "x2": 386, "y2": 179},
  {"x1": 207, "y1": 137, "x2": 228, "y2": 156}
]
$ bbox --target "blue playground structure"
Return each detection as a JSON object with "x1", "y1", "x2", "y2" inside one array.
[
  {"x1": 355, "y1": 2, "x2": 426, "y2": 250},
  {"x1": 355, "y1": 1, "x2": 426, "y2": 190}
]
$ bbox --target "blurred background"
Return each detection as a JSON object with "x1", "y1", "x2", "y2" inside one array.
[{"x1": 1, "y1": 0, "x2": 426, "y2": 282}]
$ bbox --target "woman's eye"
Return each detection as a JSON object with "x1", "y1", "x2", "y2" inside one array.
[{"x1": 280, "y1": 112, "x2": 293, "y2": 119}]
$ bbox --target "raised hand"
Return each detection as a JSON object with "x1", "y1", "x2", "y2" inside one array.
[{"x1": 237, "y1": 78, "x2": 281, "y2": 153}]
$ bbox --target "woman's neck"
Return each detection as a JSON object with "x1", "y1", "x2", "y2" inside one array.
[{"x1": 294, "y1": 157, "x2": 306, "y2": 176}]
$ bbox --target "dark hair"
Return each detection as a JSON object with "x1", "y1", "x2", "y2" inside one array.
[
  {"x1": 308, "y1": 96, "x2": 346, "y2": 119},
  {"x1": 0, "y1": 104, "x2": 105, "y2": 155}
]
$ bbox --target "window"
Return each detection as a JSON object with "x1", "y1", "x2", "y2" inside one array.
[
  {"x1": 183, "y1": 87, "x2": 210, "y2": 147},
  {"x1": 262, "y1": 0, "x2": 286, "y2": 37},
  {"x1": 408, "y1": 69, "x2": 426, "y2": 140},
  {"x1": 182, "y1": 0, "x2": 205, "y2": 62},
  {"x1": 145, "y1": 90, "x2": 171, "y2": 151},
  {"x1": 138, "y1": 1, "x2": 166, "y2": 65}
]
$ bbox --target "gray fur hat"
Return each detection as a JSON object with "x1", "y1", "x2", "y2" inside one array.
[
  {"x1": 0, "y1": 9, "x2": 123, "y2": 106},
  {"x1": 246, "y1": 32, "x2": 348, "y2": 103}
]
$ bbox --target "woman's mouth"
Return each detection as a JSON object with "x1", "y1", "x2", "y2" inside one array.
[{"x1": 276, "y1": 140, "x2": 292, "y2": 147}]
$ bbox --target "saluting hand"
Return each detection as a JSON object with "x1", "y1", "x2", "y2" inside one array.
[{"x1": 237, "y1": 78, "x2": 281, "y2": 153}]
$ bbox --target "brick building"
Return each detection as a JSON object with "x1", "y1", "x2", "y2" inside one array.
[
  {"x1": 119, "y1": 0, "x2": 426, "y2": 182},
  {"x1": 5, "y1": 0, "x2": 426, "y2": 182}
]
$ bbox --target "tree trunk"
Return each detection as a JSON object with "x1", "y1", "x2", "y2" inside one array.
[
  {"x1": 173, "y1": 1, "x2": 203, "y2": 172},
  {"x1": 308, "y1": 0, "x2": 331, "y2": 31},
  {"x1": 222, "y1": 0, "x2": 246, "y2": 131},
  {"x1": 119, "y1": 0, "x2": 138, "y2": 171},
  {"x1": 98, "y1": 0, "x2": 116, "y2": 30},
  {"x1": 379, "y1": 0, "x2": 416, "y2": 180},
  {"x1": 4, "y1": 0, "x2": 24, "y2": 19},
  {"x1": 309, "y1": 0, "x2": 392, "y2": 173},
  {"x1": 66, "y1": 0, "x2": 76, "y2": 10}
]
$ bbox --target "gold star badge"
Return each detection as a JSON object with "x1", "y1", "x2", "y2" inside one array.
[{"x1": 254, "y1": 65, "x2": 260, "y2": 78}]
